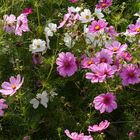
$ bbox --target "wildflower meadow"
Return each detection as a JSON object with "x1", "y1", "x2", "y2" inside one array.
[{"x1": 0, "y1": 0, "x2": 140, "y2": 140}]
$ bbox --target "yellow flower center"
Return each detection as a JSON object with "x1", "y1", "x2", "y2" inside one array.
[
  {"x1": 113, "y1": 47, "x2": 118, "y2": 52},
  {"x1": 85, "y1": 15, "x2": 90, "y2": 19},
  {"x1": 88, "y1": 60, "x2": 93, "y2": 65},
  {"x1": 102, "y1": 3, "x2": 106, "y2": 7},
  {"x1": 11, "y1": 85, "x2": 16, "y2": 89},
  {"x1": 95, "y1": 25, "x2": 100, "y2": 30},
  {"x1": 37, "y1": 45, "x2": 40, "y2": 48},
  {"x1": 136, "y1": 28, "x2": 140, "y2": 32}
]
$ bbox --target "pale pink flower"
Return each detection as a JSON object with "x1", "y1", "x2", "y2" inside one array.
[
  {"x1": 15, "y1": 14, "x2": 29, "y2": 36},
  {"x1": 128, "y1": 21, "x2": 140, "y2": 35},
  {"x1": 93, "y1": 93, "x2": 117, "y2": 113},
  {"x1": 105, "y1": 26, "x2": 118, "y2": 38},
  {"x1": 0, "y1": 74, "x2": 24, "y2": 96},
  {"x1": 88, "y1": 19, "x2": 108, "y2": 34},
  {"x1": 0, "y1": 99, "x2": 8, "y2": 117},
  {"x1": 105, "y1": 41, "x2": 127, "y2": 55},
  {"x1": 88, "y1": 120, "x2": 110, "y2": 132},
  {"x1": 56, "y1": 52, "x2": 78, "y2": 77},
  {"x1": 64, "y1": 129, "x2": 93, "y2": 140},
  {"x1": 3, "y1": 14, "x2": 16, "y2": 33}
]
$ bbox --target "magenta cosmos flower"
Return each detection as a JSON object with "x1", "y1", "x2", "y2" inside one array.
[
  {"x1": 95, "y1": 49, "x2": 113, "y2": 64},
  {"x1": 22, "y1": 8, "x2": 33, "y2": 15},
  {"x1": 0, "y1": 99, "x2": 8, "y2": 117},
  {"x1": 86, "y1": 63, "x2": 117, "y2": 83},
  {"x1": 105, "y1": 41, "x2": 127, "y2": 55},
  {"x1": 15, "y1": 14, "x2": 29, "y2": 36},
  {"x1": 105, "y1": 26, "x2": 118, "y2": 38},
  {"x1": 96, "y1": 0, "x2": 112, "y2": 9},
  {"x1": 56, "y1": 52, "x2": 78, "y2": 77},
  {"x1": 93, "y1": 93, "x2": 117, "y2": 113},
  {"x1": 70, "y1": 0, "x2": 78, "y2": 3},
  {"x1": 3, "y1": 14, "x2": 16, "y2": 33},
  {"x1": 119, "y1": 64, "x2": 140, "y2": 86},
  {"x1": 88, "y1": 120, "x2": 110, "y2": 132},
  {"x1": 0, "y1": 74, "x2": 24, "y2": 96},
  {"x1": 64, "y1": 129, "x2": 93, "y2": 140},
  {"x1": 88, "y1": 19, "x2": 108, "y2": 34},
  {"x1": 128, "y1": 21, "x2": 140, "y2": 35}
]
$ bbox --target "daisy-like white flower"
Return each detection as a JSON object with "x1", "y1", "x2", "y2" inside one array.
[
  {"x1": 93, "y1": 93, "x2": 117, "y2": 113},
  {"x1": 88, "y1": 120, "x2": 110, "y2": 132},
  {"x1": 64, "y1": 33, "x2": 75, "y2": 48},
  {"x1": 79, "y1": 9, "x2": 94, "y2": 23},
  {"x1": 29, "y1": 39, "x2": 47, "y2": 54},
  {"x1": 94, "y1": 8, "x2": 104, "y2": 19},
  {"x1": 0, "y1": 74, "x2": 24, "y2": 96},
  {"x1": 30, "y1": 91, "x2": 49, "y2": 109}
]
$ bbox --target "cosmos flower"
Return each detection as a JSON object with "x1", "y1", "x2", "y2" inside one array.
[
  {"x1": 119, "y1": 64, "x2": 140, "y2": 86},
  {"x1": 56, "y1": 52, "x2": 78, "y2": 77},
  {"x1": 15, "y1": 14, "x2": 29, "y2": 36},
  {"x1": 22, "y1": 8, "x2": 32, "y2": 15},
  {"x1": 29, "y1": 39, "x2": 47, "y2": 54},
  {"x1": 94, "y1": 8, "x2": 104, "y2": 19},
  {"x1": 105, "y1": 26, "x2": 118, "y2": 38},
  {"x1": 64, "y1": 129, "x2": 93, "y2": 140},
  {"x1": 70, "y1": 0, "x2": 78, "y2": 3},
  {"x1": 64, "y1": 33, "x2": 75, "y2": 48},
  {"x1": 88, "y1": 19, "x2": 108, "y2": 34},
  {"x1": 3, "y1": 14, "x2": 16, "y2": 33},
  {"x1": 88, "y1": 120, "x2": 110, "y2": 132},
  {"x1": 128, "y1": 21, "x2": 140, "y2": 35},
  {"x1": 32, "y1": 53, "x2": 43, "y2": 65},
  {"x1": 96, "y1": 0, "x2": 112, "y2": 10},
  {"x1": 0, "y1": 74, "x2": 24, "y2": 96},
  {"x1": 79, "y1": 9, "x2": 94, "y2": 23},
  {"x1": 0, "y1": 99, "x2": 8, "y2": 117},
  {"x1": 93, "y1": 92, "x2": 117, "y2": 113}
]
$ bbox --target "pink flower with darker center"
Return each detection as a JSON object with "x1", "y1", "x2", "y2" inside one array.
[
  {"x1": 22, "y1": 8, "x2": 32, "y2": 15},
  {"x1": 88, "y1": 19, "x2": 108, "y2": 34},
  {"x1": 0, "y1": 99, "x2": 8, "y2": 117},
  {"x1": 105, "y1": 26, "x2": 118, "y2": 38},
  {"x1": 56, "y1": 52, "x2": 78, "y2": 77},
  {"x1": 3, "y1": 14, "x2": 16, "y2": 33},
  {"x1": 64, "y1": 129, "x2": 93, "y2": 140},
  {"x1": 105, "y1": 41, "x2": 127, "y2": 55},
  {"x1": 88, "y1": 120, "x2": 110, "y2": 132},
  {"x1": 70, "y1": 0, "x2": 78, "y2": 3},
  {"x1": 0, "y1": 74, "x2": 24, "y2": 96},
  {"x1": 81, "y1": 56, "x2": 95, "y2": 69},
  {"x1": 128, "y1": 21, "x2": 140, "y2": 35},
  {"x1": 15, "y1": 14, "x2": 29, "y2": 36},
  {"x1": 93, "y1": 93, "x2": 117, "y2": 113},
  {"x1": 86, "y1": 63, "x2": 117, "y2": 83},
  {"x1": 119, "y1": 64, "x2": 140, "y2": 86},
  {"x1": 96, "y1": 0, "x2": 112, "y2": 9},
  {"x1": 95, "y1": 49, "x2": 113, "y2": 64}
]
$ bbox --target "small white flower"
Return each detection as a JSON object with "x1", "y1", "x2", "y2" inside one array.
[
  {"x1": 80, "y1": 9, "x2": 94, "y2": 23},
  {"x1": 94, "y1": 8, "x2": 104, "y2": 19},
  {"x1": 68, "y1": 6, "x2": 81, "y2": 13},
  {"x1": 29, "y1": 39, "x2": 47, "y2": 54},
  {"x1": 48, "y1": 23, "x2": 57, "y2": 32},
  {"x1": 49, "y1": 89, "x2": 58, "y2": 101},
  {"x1": 30, "y1": 91, "x2": 49, "y2": 109},
  {"x1": 64, "y1": 33, "x2": 75, "y2": 48}
]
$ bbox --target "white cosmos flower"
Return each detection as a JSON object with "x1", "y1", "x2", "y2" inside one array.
[
  {"x1": 29, "y1": 39, "x2": 47, "y2": 54},
  {"x1": 94, "y1": 8, "x2": 104, "y2": 19},
  {"x1": 64, "y1": 33, "x2": 75, "y2": 48},
  {"x1": 30, "y1": 91, "x2": 49, "y2": 109},
  {"x1": 80, "y1": 9, "x2": 94, "y2": 23},
  {"x1": 68, "y1": 6, "x2": 81, "y2": 13}
]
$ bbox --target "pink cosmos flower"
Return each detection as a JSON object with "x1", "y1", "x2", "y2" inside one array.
[
  {"x1": 88, "y1": 120, "x2": 110, "y2": 132},
  {"x1": 70, "y1": 0, "x2": 78, "y2": 3},
  {"x1": 0, "y1": 74, "x2": 24, "y2": 96},
  {"x1": 64, "y1": 129, "x2": 93, "y2": 140},
  {"x1": 32, "y1": 53, "x2": 43, "y2": 65},
  {"x1": 88, "y1": 19, "x2": 108, "y2": 34},
  {"x1": 93, "y1": 93, "x2": 117, "y2": 113},
  {"x1": 95, "y1": 49, "x2": 113, "y2": 64},
  {"x1": 105, "y1": 41, "x2": 127, "y2": 55},
  {"x1": 22, "y1": 8, "x2": 33, "y2": 15},
  {"x1": 86, "y1": 63, "x2": 117, "y2": 83},
  {"x1": 119, "y1": 64, "x2": 140, "y2": 86},
  {"x1": 81, "y1": 56, "x2": 95, "y2": 69},
  {"x1": 15, "y1": 14, "x2": 29, "y2": 36},
  {"x1": 105, "y1": 26, "x2": 118, "y2": 38},
  {"x1": 0, "y1": 99, "x2": 8, "y2": 117},
  {"x1": 96, "y1": 0, "x2": 112, "y2": 10},
  {"x1": 56, "y1": 52, "x2": 78, "y2": 77},
  {"x1": 117, "y1": 51, "x2": 132, "y2": 62},
  {"x1": 128, "y1": 21, "x2": 140, "y2": 35},
  {"x1": 3, "y1": 14, "x2": 16, "y2": 33}
]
